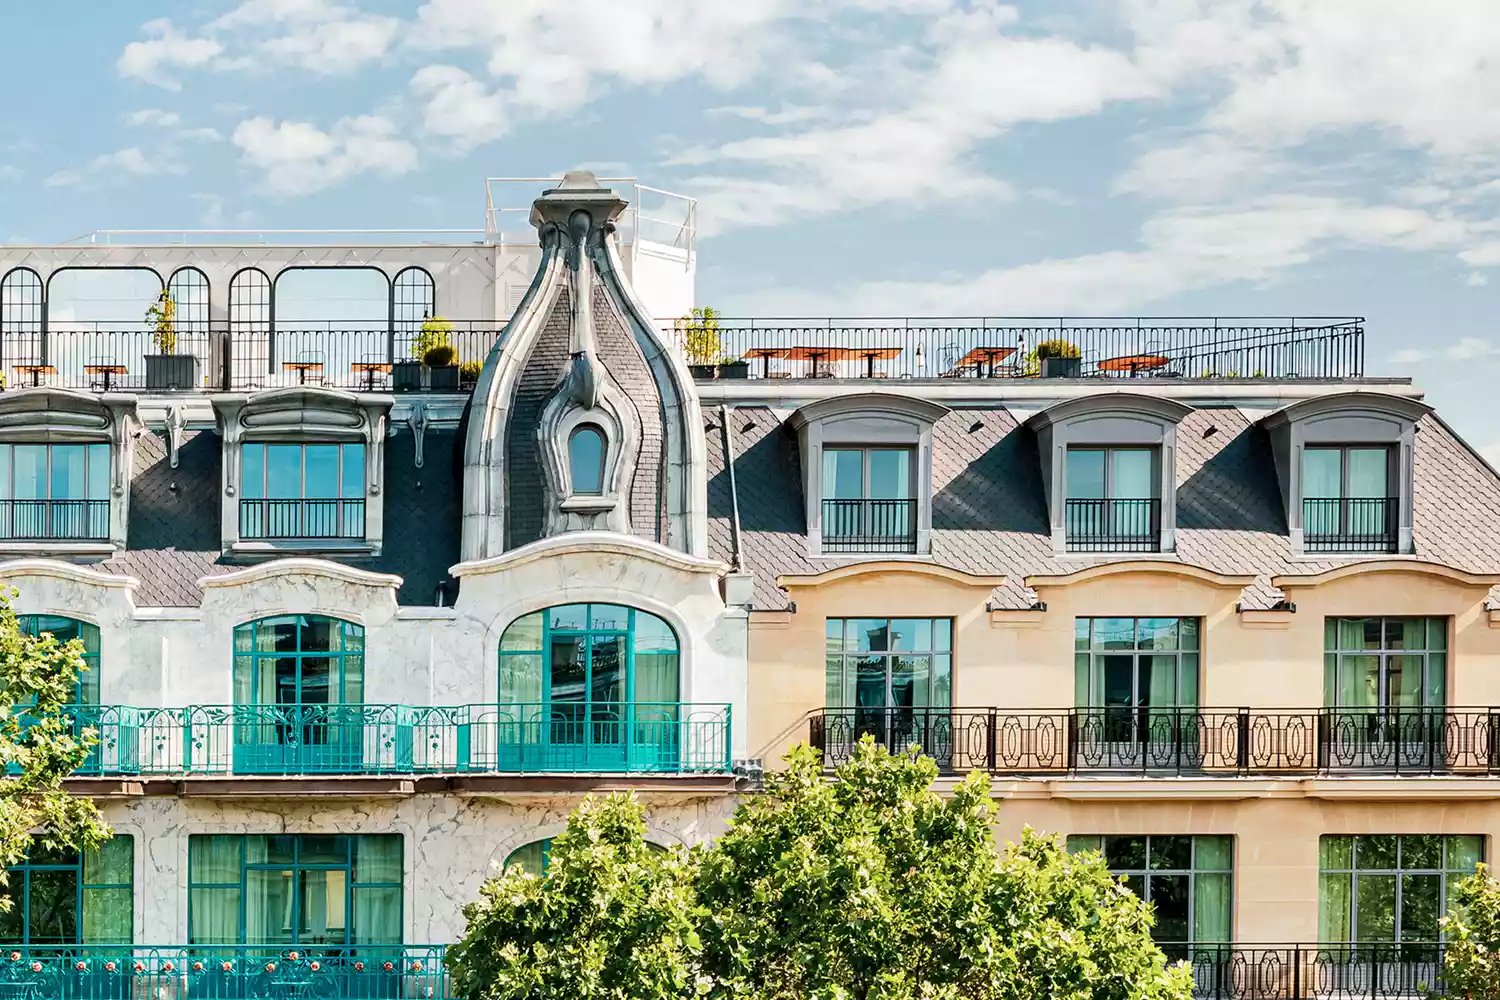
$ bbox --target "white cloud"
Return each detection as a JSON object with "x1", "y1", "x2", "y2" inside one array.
[
  {"x1": 409, "y1": 65, "x2": 507, "y2": 148},
  {"x1": 117, "y1": 19, "x2": 224, "y2": 89},
  {"x1": 126, "y1": 109, "x2": 181, "y2": 128},
  {"x1": 43, "y1": 170, "x2": 84, "y2": 189},
  {"x1": 1390, "y1": 337, "x2": 1500, "y2": 366},
  {"x1": 258, "y1": 13, "x2": 400, "y2": 73},
  {"x1": 231, "y1": 115, "x2": 418, "y2": 196},
  {"x1": 0, "y1": 165, "x2": 21, "y2": 183}
]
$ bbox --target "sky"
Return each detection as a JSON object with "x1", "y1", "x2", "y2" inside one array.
[{"x1": 1, "y1": 1, "x2": 1498, "y2": 454}]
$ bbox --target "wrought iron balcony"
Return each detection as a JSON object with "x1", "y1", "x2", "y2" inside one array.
[
  {"x1": 679, "y1": 316, "x2": 1365, "y2": 380},
  {"x1": 0, "y1": 945, "x2": 447, "y2": 1000},
  {"x1": 820, "y1": 498, "x2": 917, "y2": 554},
  {"x1": 239, "y1": 499, "x2": 367, "y2": 540},
  {"x1": 1177, "y1": 942, "x2": 1448, "y2": 999},
  {"x1": 62, "y1": 702, "x2": 733, "y2": 777},
  {"x1": 1303, "y1": 497, "x2": 1398, "y2": 553},
  {"x1": 0, "y1": 499, "x2": 108, "y2": 541},
  {"x1": 809, "y1": 706, "x2": 1500, "y2": 776},
  {"x1": 1064, "y1": 498, "x2": 1161, "y2": 552}
]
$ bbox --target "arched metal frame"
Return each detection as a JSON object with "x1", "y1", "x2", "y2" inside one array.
[
  {"x1": 18, "y1": 615, "x2": 100, "y2": 705},
  {"x1": 41, "y1": 266, "x2": 164, "y2": 371},
  {"x1": 166, "y1": 266, "x2": 210, "y2": 334},
  {"x1": 228, "y1": 267, "x2": 272, "y2": 333},
  {"x1": 0, "y1": 267, "x2": 44, "y2": 374},
  {"x1": 504, "y1": 837, "x2": 664, "y2": 876},
  {"x1": 392, "y1": 266, "x2": 435, "y2": 333},
  {"x1": 269, "y1": 265, "x2": 394, "y2": 374}
]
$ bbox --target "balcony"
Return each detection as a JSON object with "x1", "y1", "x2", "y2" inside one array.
[
  {"x1": 239, "y1": 499, "x2": 367, "y2": 540},
  {"x1": 66, "y1": 702, "x2": 733, "y2": 777},
  {"x1": 1178, "y1": 943, "x2": 1449, "y2": 999},
  {"x1": 1303, "y1": 497, "x2": 1398, "y2": 553},
  {"x1": 820, "y1": 498, "x2": 917, "y2": 554},
  {"x1": 0, "y1": 499, "x2": 108, "y2": 540},
  {"x1": 0, "y1": 945, "x2": 447, "y2": 999},
  {"x1": 1064, "y1": 498, "x2": 1161, "y2": 553},
  {"x1": 682, "y1": 317, "x2": 1365, "y2": 381},
  {"x1": 808, "y1": 707, "x2": 1500, "y2": 776}
]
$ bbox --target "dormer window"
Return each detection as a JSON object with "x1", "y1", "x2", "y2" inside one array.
[
  {"x1": 567, "y1": 425, "x2": 606, "y2": 496},
  {"x1": 787, "y1": 394, "x2": 949, "y2": 558},
  {"x1": 0, "y1": 443, "x2": 111, "y2": 541},
  {"x1": 1302, "y1": 445, "x2": 1395, "y2": 553},
  {"x1": 1261, "y1": 392, "x2": 1428, "y2": 556},
  {"x1": 822, "y1": 446, "x2": 915, "y2": 553},
  {"x1": 213, "y1": 388, "x2": 391, "y2": 557},
  {"x1": 1064, "y1": 446, "x2": 1159, "y2": 552},
  {"x1": 1027, "y1": 394, "x2": 1191, "y2": 556}
]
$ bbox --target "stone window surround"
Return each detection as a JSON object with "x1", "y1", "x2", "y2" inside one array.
[
  {"x1": 1026, "y1": 394, "x2": 1193, "y2": 556},
  {"x1": 1260, "y1": 392, "x2": 1431, "y2": 556},
  {"x1": 536, "y1": 379, "x2": 640, "y2": 532},
  {"x1": 212, "y1": 388, "x2": 392, "y2": 558},
  {"x1": 0, "y1": 388, "x2": 140, "y2": 558},
  {"x1": 787, "y1": 393, "x2": 949, "y2": 558}
]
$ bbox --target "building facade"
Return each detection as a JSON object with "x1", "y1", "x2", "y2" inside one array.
[{"x1": 0, "y1": 173, "x2": 1495, "y2": 996}]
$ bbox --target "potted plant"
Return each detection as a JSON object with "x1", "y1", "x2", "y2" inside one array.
[
  {"x1": 719, "y1": 354, "x2": 750, "y2": 379},
  {"x1": 459, "y1": 359, "x2": 482, "y2": 389},
  {"x1": 396, "y1": 316, "x2": 454, "y2": 391},
  {"x1": 423, "y1": 342, "x2": 459, "y2": 391},
  {"x1": 680, "y1": 306, "x2": 725, "y2": 379},
  {"x1": 1035, "y1": 338, "x2": 1081, "y2": 378},
  {"x1": 144, "y1": 289, "x2": 200, "y2": 390}
]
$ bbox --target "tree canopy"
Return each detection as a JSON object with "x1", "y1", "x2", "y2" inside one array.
[
  {"x1": 1442, "y1": 863, "x2": 1500, "y2": 1000},
  {"x1": 450, "y1": 738, "x2": 1194, "y2": 1000},
  {"x1": 0, "y1": 588, "x2": 110, "y2": 912}
]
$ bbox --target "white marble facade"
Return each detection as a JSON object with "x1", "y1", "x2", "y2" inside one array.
[{"x1": 0, "y1": 534, "x2": 749, "y2": 946}]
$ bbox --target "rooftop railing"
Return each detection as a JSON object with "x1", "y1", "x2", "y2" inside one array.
[
  {"x1": 0, "y1": 945, "x2": 448, "y2": 999},
  {"x1": 682, "y1": 316, "x2": 1366, "y2": 381},
  {"x1": 66, "y1": 702, "x2": 733, "y2": 777},
  {"x1": 810, "y1": 706, "x2": 1500, "y2": 776}
]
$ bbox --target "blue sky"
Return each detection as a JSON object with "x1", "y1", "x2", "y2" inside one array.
[{"x1": 1, "y1": 1, "x2": 1498, "y2": 452}]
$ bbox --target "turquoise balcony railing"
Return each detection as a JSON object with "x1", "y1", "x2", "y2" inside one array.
[
  {"x1": 0, "y1": 944, "x2": 448, "y2": 999},
  {"x1": 62, "y1": 702, "x2": 733, "y2": 777}
]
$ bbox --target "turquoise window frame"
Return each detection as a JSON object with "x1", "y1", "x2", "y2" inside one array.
[
  {"x1": 232, "y1": 616, "x2": 366, "y2": 774},
  {"x1": 18, "y1": 615, "x2": 100, "y2": 706},
  {"x1": 187, "y1": 834, "x2": 403, "y2": 948},
  {"x1": 497, "y1": 604, "x2": 681, "y2": 772},
  {"x1": 0, "y1": 837, "x2": 133, "y2": 946},
  {"x1": 504, "y1": 837, "x2": 664, "y2": 877}
]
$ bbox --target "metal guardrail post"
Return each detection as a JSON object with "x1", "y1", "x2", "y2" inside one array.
[{"x1": 986, "y1": 709, "x2": 998, "y2": 771}]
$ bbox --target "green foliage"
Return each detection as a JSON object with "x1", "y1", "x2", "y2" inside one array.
[
  {"x1": 680, "y1": 307, "x2": 729, "y2": 365},
  {"x1": 423, "y1": 343, "x2": 458, "y2": 367},
  {"x1": 0, "y1": 587, "x2": 110, "y2": 914},
  {"x1": 448, "y1": 793, "x2": 702, "y2": 1000},
  {"x1": 145, "y1": 289, "x2": 177, "y2": 355},
  {"x1": 414, "y1": 316, "x2": 455, "y2": 361},
  {"x1": 1034, "y1": 338, "x2": 1080, "y2": 360},
  {"x1": 460, "y1": 360, "x2": 483, "y2": 382},
  {"x1": 1442, "y1": 864, "x2": 1500, "y2": 1000},
  {"x1": 451, "y1": 737, "x2": 1192, "y2": 1000}
]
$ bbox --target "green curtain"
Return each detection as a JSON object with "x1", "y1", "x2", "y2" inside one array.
[
  {"x1": 1319, "y1": 872, "x2": 1353, "y2": 943},
  {"x1": 80, "y1": 837, "x2": 132, "y2": 946},
  {"x1": 505, "y1": 840, "x2": 548, "y2": 876},
  {"x1": 1194, "y1": 873, "x2": 1231, "y2": 944},
  {"x1": 352, "y1": 886, "x2": 400, "y2": 944},
  {"x1": 189, "y1": 837, "x2": 244, "y2": 946}
]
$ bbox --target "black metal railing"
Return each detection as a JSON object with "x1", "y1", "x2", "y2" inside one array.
[
  {"x1": 0, "y1": 499, "x2": 109, "y2": 540},
  {"x1": 1065, "y1": 498, "x2": 1161, "y2": 552},
  {"x1": 1303, "y1": 497, "x2": 1398, "y2": 553},
  {"x1": 679, "y1": 316, "x2": 1365, "y2": 380},
  {"x1": 0, "y1": 322, "x2": 506, "y2": 393},
  {"x1": 239, "y1": 499, "x2": 366, "y2": 540},
  {"x1": 809, "y1": 707, "x2": 1500, "y2": 776},
  {"x1": 1177, "y1": 943, "x2": 1448, "y2": 999},
  {"x1": 821, "y1": 499, "x2": 917, "y2": 553}
]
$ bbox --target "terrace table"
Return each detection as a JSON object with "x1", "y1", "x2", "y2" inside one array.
[
  {"x1": 1099, "y1": 354, "x2": 1169, "y2": 377},
  {"x1": 953, "y1": 346, "x2": 1018, "y2": 378},
  {"x1": 84, "y1": 364, "x2": 128, "y2": 391},
  {"x1": 742, "y1": 346, "x2": 790, "y2": 379},
  {"x1": 283, "y1": 360, "x2": 324, "y2": 385},
  {"x1": 786, "y1": 346, "x2": 903, "y2": 379},
  {"x1": 13, "y1": 364, "x2": 55, "y2": 387},
  {"x1": 350, "y1": 361, "x2": 392, "y2": 391}
]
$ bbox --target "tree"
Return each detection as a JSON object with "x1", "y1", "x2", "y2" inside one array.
[
  {"x1": 0, "y1": 588, "x2": 110, "y2": 915},
  {"x1": 695, "y1": 739, "x2": 1193, "y2": 1000},
  {"x1": 1442, "y1": 863, "x2": 1500, "y2": 1000},
  {"x1": 679, "y1": 307, "x2": 727, "y2": 365},
  {"x1": 448, "y1": 793, "x2": 701, "y2": 1000}
]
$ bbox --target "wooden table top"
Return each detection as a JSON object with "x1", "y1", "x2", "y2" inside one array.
[
  {"x1": 785, "y1": 346, "x2": 903, "y2": 361},
  {"x1": 1098, "y1": 354, "x2": 1169, "y2": 372}
]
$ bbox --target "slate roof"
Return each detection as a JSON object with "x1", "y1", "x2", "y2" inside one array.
[
  {"x1": 101, "y1": 426, "x2": 461, "y2": 607},
  {"x1": 706, "y1": 403, "x2": 1500, "y2": 611}
]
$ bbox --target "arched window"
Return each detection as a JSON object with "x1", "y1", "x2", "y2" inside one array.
[
  {"x1": 167, "y1": 267, "x2": 210, "y2": 335},
  {"x1": 392, "y1": 267, "x2": 435, "y2": 332},
  {"x1": 18, "y1": 616, "x2": 99, "y2": 705},
  {"x1": 498, "y1": 604, "x2": 679, "y2": 770},
  {"x1": 232, "y1": 615, "x2": 365, "y2": 774},
  {"x1": 1, "y1": 267, "x2": 43, "y2": 335},
  {"x1": 504, "y1": 837, "x2": 664, "y2": 877},
  {"x1": 568, "y1": 425, "x2": 606, "y2": 495}
]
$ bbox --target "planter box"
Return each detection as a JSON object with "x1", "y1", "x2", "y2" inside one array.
[
  {"x1": 720, "y1": 361, "x2": 750, "y2": 379},
  {"x1": 392, "y1": 361, "x2": 424, "y2": 392},
  {"x1": 689, "y1": 363, "x2": 718, "y2": 380},
  {"x1": 144, "y1": 354, "x2": 201, "y2": 391},
  {"x1": 427, "y1": 364, "x2": 460, "y2": 392},
  {"x1": 1040, "y1": 356, "x2": 1082, "y2": 378}
]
